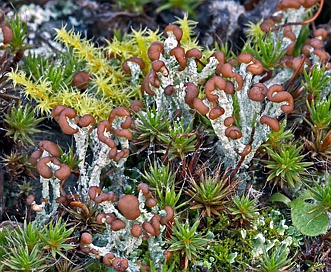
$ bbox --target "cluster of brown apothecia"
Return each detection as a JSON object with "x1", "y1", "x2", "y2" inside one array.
[
  {"x1": 261, "y1": 0, "x2": 322, "y2": 31},
  {"x1": 25, "y1": 104, "x2": 136, "y2": 214},
  {"x1": 129, "y1": 0, "x2": 329, "y2": 144},
  {"x1": 51, "y1": 105, "x2": 132, "y2": 161},
  {"x1": 136, "y1": 23, "x2": 297, "y2": 139},
  {"x1": 26, "y1": 140, "x2": 70, "y2": 212},
  {"x1": 28, "y1": 105, "x2": 130, "y2": 167},
  {"x1": 79, "y1": 183, "x2": 174, "y2": 271},
  {"x1": 262, "y1": 0, "x2": 330, "y2": 68},
  {"x1": 29, "y1": 140, "x2": 71, "y2": 181}
]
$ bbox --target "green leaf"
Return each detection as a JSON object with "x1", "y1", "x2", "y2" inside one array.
[
  {"x1": 296, "y1": 189, "x2": 314, "y2": 201},
  {"x1": 269, "y1": 193, "x2": 292, "y2": 206},
  {"x1": 291, "y1": 199, "x2": 329, "y2": 236}
]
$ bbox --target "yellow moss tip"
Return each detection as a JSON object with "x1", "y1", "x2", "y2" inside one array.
[{"x1": 173, "y1": 15, "x2": 198, "y2": 44}]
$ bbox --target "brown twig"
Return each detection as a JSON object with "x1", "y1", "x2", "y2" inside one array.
[{"x1": 284, "y1": 55, "x2": 307, "y2": 91}]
